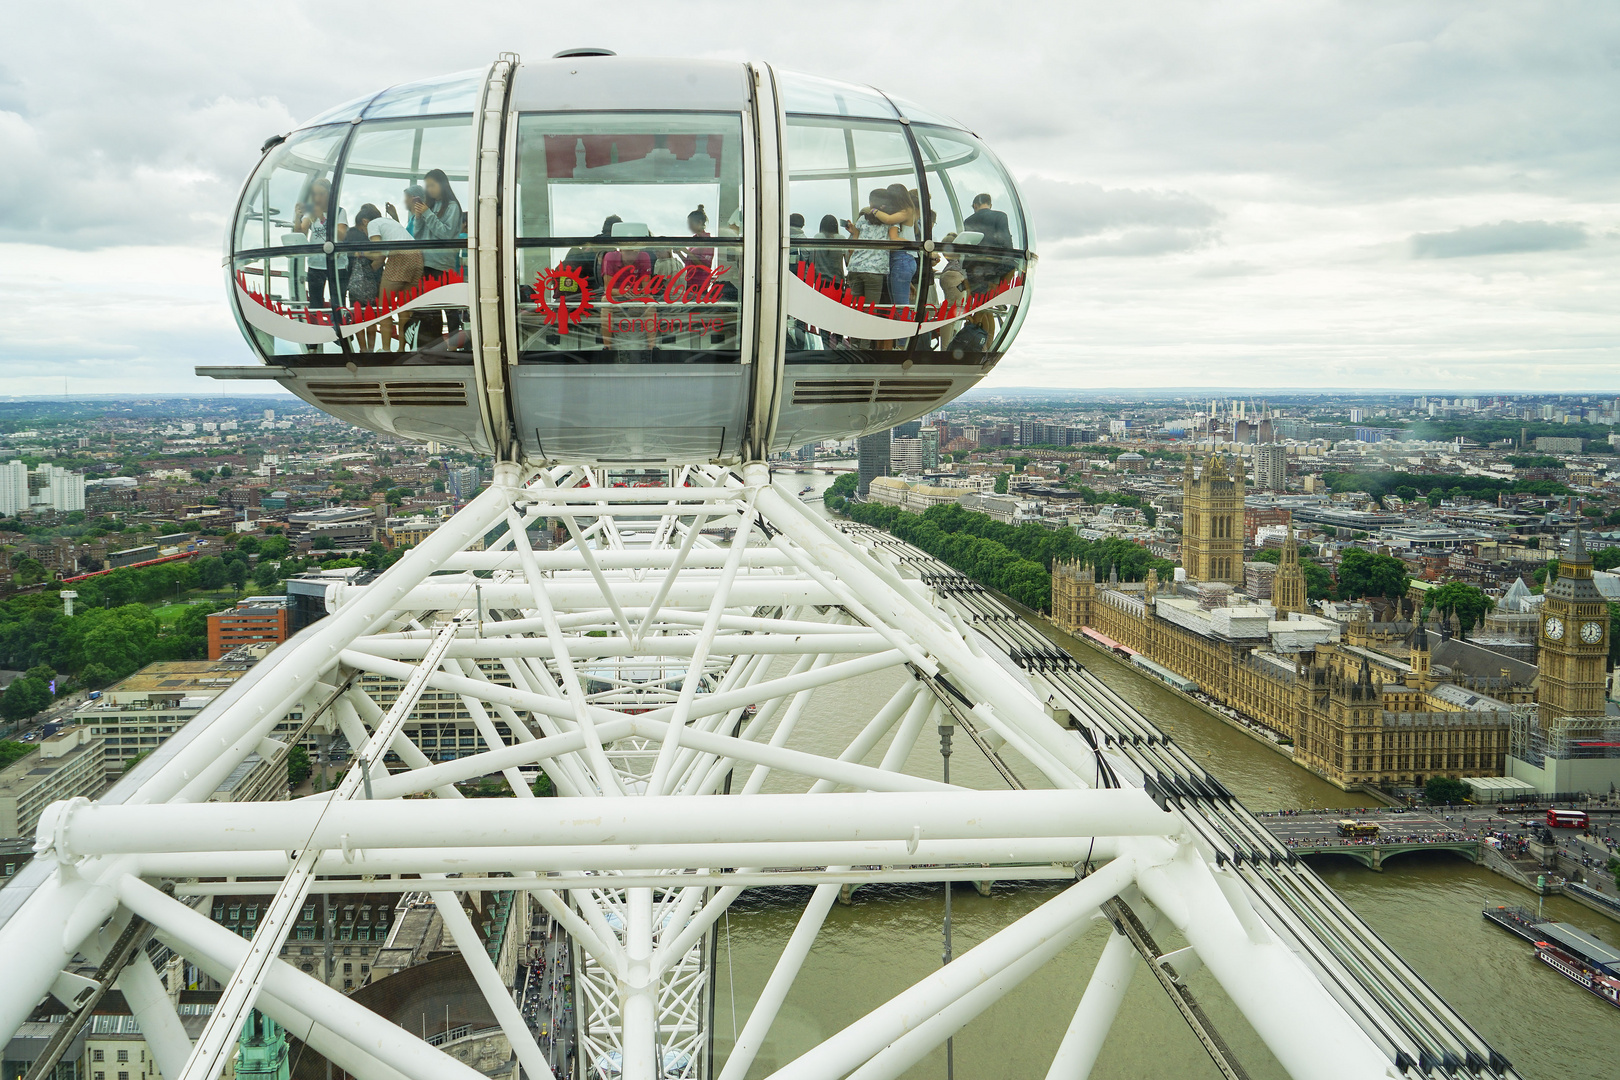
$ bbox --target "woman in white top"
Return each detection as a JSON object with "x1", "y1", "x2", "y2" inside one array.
[{"x1": 358, "y1": 202, "x2": 421, "y2": 353}]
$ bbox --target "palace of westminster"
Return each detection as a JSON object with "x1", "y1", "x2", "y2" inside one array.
[{"x1": 1051, "y1": 454, "x2": 1614, "y2": 794}]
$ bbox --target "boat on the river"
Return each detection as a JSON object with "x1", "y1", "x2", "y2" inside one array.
[
  {"x1": 1534, "y1": 941, "x2": 1620, "y2": 1008},
  {"x1": 1485, "y1": 904, "x2": 1620, "y2": 1008}
]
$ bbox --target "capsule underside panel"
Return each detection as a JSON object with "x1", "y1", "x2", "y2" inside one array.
[{"x1": 222, "y1": 58, "x2": 1034, "y2": 464}]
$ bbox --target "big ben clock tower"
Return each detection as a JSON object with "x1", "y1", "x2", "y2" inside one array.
[{"x1": 1538, "y1": 527, "x2": 1609, "y2": 722}]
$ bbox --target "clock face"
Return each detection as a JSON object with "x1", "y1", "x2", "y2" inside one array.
[
  {"x1": 1545, "y1": 616, "x2": 1564, "y2": 641},
  {"x1": 1581, "y1": 620, "x2": 1604, "y2": 644}
]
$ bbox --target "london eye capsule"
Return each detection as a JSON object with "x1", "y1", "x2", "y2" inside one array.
[{"x1": 213, "y1": 53, "x2": 1035, "y2": 464}]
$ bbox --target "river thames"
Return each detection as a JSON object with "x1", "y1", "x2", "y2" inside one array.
[{"x1": 705, "y1": 468, "x2": 1620, "y2": 1079}]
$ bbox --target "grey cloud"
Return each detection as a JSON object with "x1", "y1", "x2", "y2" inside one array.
[
  {"x1": 1019, "y1": 175, "x2": 1221, "y2": 241},
  {"x1": 1055, "y1": 227, "x2": 1220, "y2": 259},
  {"x1": 1409, "y1": 219, "x2": 1589, "y2": 258}
]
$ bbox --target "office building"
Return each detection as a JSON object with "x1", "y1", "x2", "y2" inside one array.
[
  {"x1": 386, "y1": 515, "x2": 446, "y2": 549},
  {"x1": 448, "y1": 465, "x2": 481, "y2": 502},
  {"x1": 890, "y1": 437, "x2": 933, "y2": 474},
  {"x1": 856, "y1": 431, "x2": 890, "y2": 496},
  {"x1": 1255, "y1": 443, "x2": 1287, "y2": 492},
  {"x1": 207, "y1": 599, "x2": 291, "y2": 659},
  {"x1": 0, "y1": 461, "x2": 87, "y2": 516},
  {"x1": 286, "y1": 506, "x2": 376, "y2": 540},
  {"x1": 73, "y1": 658, "x2": 275, "y2": 781},
  {"x1": 0, "y1": 726, "x2": 104, "y2": 840}
]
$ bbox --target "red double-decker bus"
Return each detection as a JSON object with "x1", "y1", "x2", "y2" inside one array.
[{"x1": 1547, "y1": 808, "x2": 1589, "y2": 829}]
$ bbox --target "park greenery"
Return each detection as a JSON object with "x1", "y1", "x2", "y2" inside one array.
[
  {"x1": 1335, "y1": 549, "x2": 1411, "y2": 601},
  {"x1": 824, "y1": 482, "x2": 1173, "y2": 611},
  {"x1": 1324, "y1": 470, "x2": 1569, "y2": 506},
  {"x1": 0, "y1": 536, "x2": 416, "y2": 725},
  {"x1": 1423, "y1": 776, "x2": 1472, "y2": 805}
]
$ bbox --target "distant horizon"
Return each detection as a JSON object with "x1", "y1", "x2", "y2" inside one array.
[{"x1": 0, "y1": 384, "x2": 1616, "y2": 404}]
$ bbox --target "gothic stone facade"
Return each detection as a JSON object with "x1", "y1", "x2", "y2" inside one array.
[{"x1": 1052, "y1": 563, "x2": 1516, "y2": 791}]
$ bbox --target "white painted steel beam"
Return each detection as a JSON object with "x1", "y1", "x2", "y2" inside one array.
[{"x1": 49, "y1": 790, "x2": 1175, "y2": 856}]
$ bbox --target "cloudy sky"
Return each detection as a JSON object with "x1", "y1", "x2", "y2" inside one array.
[{"x1": 2, "y1": 1, "x2": 1616, "y2": 396}]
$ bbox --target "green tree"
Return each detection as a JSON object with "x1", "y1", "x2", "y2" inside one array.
[
  {"x1": 1422, "y1": 581, "x2": 1494, "y2": 639},
  {"x1": 0, "y1": 740, "x2": 36, "y2": 768},
  {"x1": 13, "y1": 557, "x2": 45, "y2": 585},
  {"x1": 532, "y1": 772, "x2": 556, "y2": 798},
  {"x1": 993, "y1": 473, "x2": 1009, "y2": 494},
  {"x1": 259, "y1": 535, "x2": 291, "y2": 560},
  {"x1": 286, "y1": 745, "x2": 311, "y2": 789},
  {"x1": 196, "y1": 556, "x2": 227, "y2": 590},
  {"x1": 80, "y1": 662, "x2": 115, "y2": 689},
  {"x1": 1336, "y1": 549, "x2": 1410, "y2": 601},
  {"x1": 1, "y1": 676, "x2": 50, "y2": 722},
  {"x1": 253, "y1": 561, "x2": 280, "y2": 589},
  {"x1": 1424, "y1": 776, "x2": 1470, "y2": 805},
  {"x1": 225, "y1": 560, "x2": 249, "y2": 592},
  {"x1": 235, "y1": 534, "x2": 260, "y2": 555}
]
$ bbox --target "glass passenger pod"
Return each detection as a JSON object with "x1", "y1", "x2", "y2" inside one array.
[
  {"x1": 509, "y1": 105, "x2": 751, "y2": 464},
  {"x1": 771, "y1": 71, "x2": 1032, "y2": 453},
  {"x1": 220, "y1": 60, "x2": 1034, "y2": 465},
  {"x1": 227, "y1": 79, "x2": 486, "y2": 452}
]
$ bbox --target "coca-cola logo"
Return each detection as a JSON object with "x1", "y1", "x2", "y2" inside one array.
[{"x1": 605, "y1": 264, "x2": 729, "y2": 305}]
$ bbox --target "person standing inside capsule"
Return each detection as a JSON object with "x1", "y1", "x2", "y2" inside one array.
[
  {"x1": 359, "y1": 203, "x2": 422, "y2": 354},
  {"x1": 409, "y1": 169, "x2": 465, "y2": 343},
  {"x1": 292, "y1": 177, "x2": 347, "y2": 311},
  {"x1": 680, "y1": 206, "x2": 713, "y2": 279},
  {"x1": 867, "y1": 184, "x2": 919, "y2": 311},
  {"x1": 844, "y1": 190, "x2": 898, "y2": 350}
]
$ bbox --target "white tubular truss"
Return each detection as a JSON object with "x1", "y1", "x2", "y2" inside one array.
[{"x1": 0, "y1": 463, "x2": 1493, "y2": 1080}]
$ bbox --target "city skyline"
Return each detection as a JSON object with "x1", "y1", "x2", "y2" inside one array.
[{"x1": 2, "y1": 2, "x2": 1616, "y2": 394}]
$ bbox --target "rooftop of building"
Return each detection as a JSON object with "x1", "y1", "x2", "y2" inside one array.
[
  {"x1": 0, "y1": 726, "x2": 100, "y2": 787},
  {"x1": 70, "y1": 661, "x2": 260, "y2": 717}
]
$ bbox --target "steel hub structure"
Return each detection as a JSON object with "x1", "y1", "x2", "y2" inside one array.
[{"x1": 0, "y1": 463, "x2": 1522, "y2": 1080}]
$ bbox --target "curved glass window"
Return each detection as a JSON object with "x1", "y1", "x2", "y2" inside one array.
[
  {"x1": 299, "y1": 91, "x2": 381, "y2": 130},
  {"x1": 783, "y1": 114, "x2": 929, "y2": 365},
  {"x1": 884, "y1": 94, "x2": 964, "y2": 130},
  {"x1": 513, "y1": 113, "x2": 745, "y2": 364},
  {"x1": 231, "y1": 116, "x2": 473, "y2": 365},
  {"x1": 915, "y1": 125, "x2": 1025, "y2": 250},
  {"x1": 782, "y1": 113, "x2": 1028, "y2": 368},
  {"x1": 776, "y1": 71, "x2": 898, "y2": 120},
  {"x1": 232, "y1": 127, "x2": 345, "y2": 255},
  {"x1": 361, "y1": 69, "x2": 483, "y2": 119}
]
